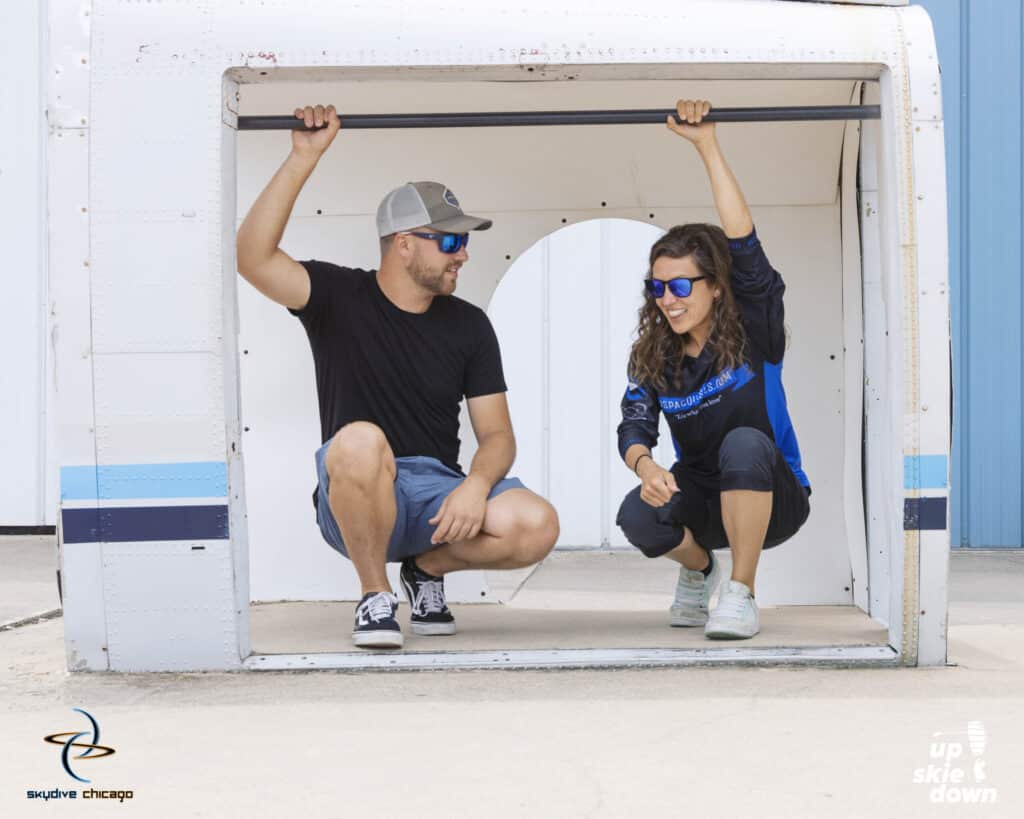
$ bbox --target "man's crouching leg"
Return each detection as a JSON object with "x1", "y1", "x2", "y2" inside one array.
[
  {"x1": 325, "y1": 422, "x2": 397, "y2": 592},
  {"x1": 415, "y1": 489, "x2": 559, "y2": 576},
  {"x1": 324, "y1": 422, "x2": 403, "y2": 648}
]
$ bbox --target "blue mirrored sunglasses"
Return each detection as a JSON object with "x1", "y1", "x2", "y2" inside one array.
[
  {"x1": 406, "y1": 231, "x2": 470, "y2": 254},
  {"x1": 644, "y1": 275, "x2": 707, "y2": 299}
]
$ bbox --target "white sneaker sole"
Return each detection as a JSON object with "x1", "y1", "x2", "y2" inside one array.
[
  {"x1": 410, "y1": 621, "x2": 457, "y2": 636},
  {"x1": 351, "y1": 629, "x2": 404, "y2": 649},
  {"x1": 670, "y1": 612, "x2": 709, "y2": 628},
  {"x1": 704, "y1": 621, "x2": 760, "y2": 640}
]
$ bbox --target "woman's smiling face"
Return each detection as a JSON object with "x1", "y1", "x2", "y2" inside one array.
[{"x1": 650, "y1": 253, "x2": 720, "y2": 339}]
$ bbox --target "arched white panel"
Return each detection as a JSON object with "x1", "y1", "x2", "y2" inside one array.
[{"x1": 488, "y1": 219, "x2": 670, "y2": 547}]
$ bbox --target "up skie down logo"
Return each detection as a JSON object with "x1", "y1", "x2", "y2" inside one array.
[{"x1": 44, "y1": 708, "x2": 116, "y2": 783}]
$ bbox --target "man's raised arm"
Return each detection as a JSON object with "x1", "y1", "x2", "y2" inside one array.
[{"x1": 236, "y1": 104, "x2": 341, "y2": 311}]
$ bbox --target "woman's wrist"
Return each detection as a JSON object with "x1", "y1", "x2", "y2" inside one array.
[
  {"x1": 695, "y1": 135, "x2": 721, "y2": 161},
  {"x1": 633, "y1": 453, "x2": 654, "y2": 476}
]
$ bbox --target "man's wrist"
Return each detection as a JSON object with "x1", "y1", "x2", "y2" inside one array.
[{"x1": 462, "y1": 473, "x2": 492, "y2": 493}]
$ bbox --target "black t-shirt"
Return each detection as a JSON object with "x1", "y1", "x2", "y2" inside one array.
[
  {"x1": 290, "y1": 261, "x2": 507, "y2": 474},
  {"x1": 616, "y1": 227, "x2": 810, "y2": 491}
]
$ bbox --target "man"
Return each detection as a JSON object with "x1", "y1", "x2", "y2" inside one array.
[{"x1": 236, "y1": 104, "x2": 559, "y2": 650}]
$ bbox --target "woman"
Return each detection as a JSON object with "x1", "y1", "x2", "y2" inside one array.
[{"x1": 616, "y1": 99, "x2": 811, "y2": 640}]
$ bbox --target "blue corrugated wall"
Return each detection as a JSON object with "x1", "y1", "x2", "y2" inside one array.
[{"x1": 915, "y1": 1, "x2": 1023, "y2": 548}]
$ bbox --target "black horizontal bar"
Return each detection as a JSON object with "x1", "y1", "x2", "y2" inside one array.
[
  {"x1": 238, "y1": 105, "x2": 880, "y2": 131},
  {"x1": 0, "y1": 525, "x2": 56, "y2": 536}
]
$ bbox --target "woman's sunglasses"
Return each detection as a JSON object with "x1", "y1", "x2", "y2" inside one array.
[
  {"x1": 644, "y1": 275, "x2": 707, "y2": 299},
  {"x1": 405, "y1": 231, "x2": 470, "y2": 254}
]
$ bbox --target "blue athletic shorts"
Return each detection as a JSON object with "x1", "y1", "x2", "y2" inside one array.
[{"x1": 314, "y1": 442, "x2": 526, "y2": 563}]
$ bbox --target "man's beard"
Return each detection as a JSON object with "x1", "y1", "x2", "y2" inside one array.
[{"x1": 409, "y1": 252, "x2": 456, "y2": 296}]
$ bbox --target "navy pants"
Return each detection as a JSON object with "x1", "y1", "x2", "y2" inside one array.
[{"x1": 616, "y1": 427, "x2": 810, "y2": 558}]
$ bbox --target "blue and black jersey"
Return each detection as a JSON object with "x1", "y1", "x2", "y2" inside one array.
[{"x1": 616, "y1": 227, "x2": 810, "y2": 492}]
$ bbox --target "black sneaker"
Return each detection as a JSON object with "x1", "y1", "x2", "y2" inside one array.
[
  {"x1": 400, "y1": 557, "x2": 456, "y2": 636},
  {"x1": 352, "y1": 591, "x2": 403, "y2": 649}
]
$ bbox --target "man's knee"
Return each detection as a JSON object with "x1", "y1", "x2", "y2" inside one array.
[
  {"x1": 325, "y1": 422, "x2": 395, "y2": 482},
  {"x1": 511, "y1": 496, "x2": 559, "y2": 565},
  {"x1": 719, "y1": 427, "x2": 774, "y2": 490}
]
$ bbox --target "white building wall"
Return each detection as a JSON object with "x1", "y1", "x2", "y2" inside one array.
[{"x1": 0, "y1": 0, "x2": 52, "y2": 527}]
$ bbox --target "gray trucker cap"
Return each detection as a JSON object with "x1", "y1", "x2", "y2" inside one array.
[{"x1": 376, "y1": 181, "x2": 492, "y2": 237}]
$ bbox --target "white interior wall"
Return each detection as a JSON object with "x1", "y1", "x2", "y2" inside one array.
[{"x1": 237, "y1": 78, "x2": 862, "y2": 606}]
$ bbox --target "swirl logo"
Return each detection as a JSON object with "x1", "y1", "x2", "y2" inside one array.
[{"x1": 43, "y1": 708, "x2": 116, "y2": 783}]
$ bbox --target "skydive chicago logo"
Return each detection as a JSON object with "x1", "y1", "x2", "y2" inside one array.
[
  {"x1": 26, "y1": 708, "x2": 134, "y2": 803},
  {"x1": 912, "y1": 721, "x2": 998, "y2": 805}
]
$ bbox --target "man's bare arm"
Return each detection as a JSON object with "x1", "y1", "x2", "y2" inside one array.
[
  {"x1": 236, "y1": 104, "x2": 341, "y2": 310},
  {"x1": 464, "y1": 392, "x2": 516, "y2": 490}
]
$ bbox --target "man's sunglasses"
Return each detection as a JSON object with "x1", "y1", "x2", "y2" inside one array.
[
  {"x1": 404, "y1": 231, "x2": 470, "y2": 254},
  {"x1": 644, "y1": 275, "x2": 708, "y2": 299}
]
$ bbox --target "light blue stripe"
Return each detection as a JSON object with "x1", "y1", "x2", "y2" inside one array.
[
  {"x1": 60, "y1": 467, "x2": 99, "y2": 501},
  {"x1": 61, "y1": 462, "x2": 228, "y2": 501},
  {"x1": 904, "y1": 455, "x2": 949, "y2": 490}
]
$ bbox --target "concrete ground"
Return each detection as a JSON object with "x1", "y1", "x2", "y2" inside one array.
[{"x1": 1, "y1": 537, "x2": 1021, "y2": 818}]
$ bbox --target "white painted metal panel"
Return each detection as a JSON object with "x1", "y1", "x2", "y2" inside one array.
[
  {"x1": 103, "y1": 540, "x2": 241, "y2": 671},
  {"x1": 93, "y1": 353, "x2": 225, "y2": 465},
  {"x1": 221, "y1": 87, "x2": 251, "y2": 659},
  {"x1": 859, "y1": 84, "x2": 889, "y2": 625},
  {"x1": 905, "y1": 6, "x2": 951, "y2": 666},
  {"x1": 840, "y1": 87, "x2": 869, "y2": 613},
  {"x1": 247, "y1": 644, "x2": 901, "y2": 672},
  {"x1": 911, "y1": 124, "x2": 951, "y2": 459},
  {"x1": 48, "y1": 0, "x2": 106, "y2": 666},
  {"x1": 47, "y1": 121, "x2": 94, "y2": 476},
  {"x1": 91, "y1": 219, "x2": 219, "y2": 354},
  {"x1": 59, "y1": 542, "x2": 109, "y2": 671}
]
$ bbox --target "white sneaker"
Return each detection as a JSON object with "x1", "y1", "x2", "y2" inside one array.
[
  {"x1": 670, "y1": 551, "x2": 721, "y2": 627},
  {"x1": 704, "y1": 579, "x2": 760, "y2": 640}
]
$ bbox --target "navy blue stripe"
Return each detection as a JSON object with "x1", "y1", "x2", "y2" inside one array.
[
  {"x1": 903, "y1": 498, "x2": 948, "y2": 531},
  {"x1": 61, "y1": 506, "x2": 229, "y2": 544}
]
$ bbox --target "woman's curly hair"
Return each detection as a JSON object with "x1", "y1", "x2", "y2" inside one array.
[{"x1": 628, "y1": 223, "x2": 746, "y2": 393}]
